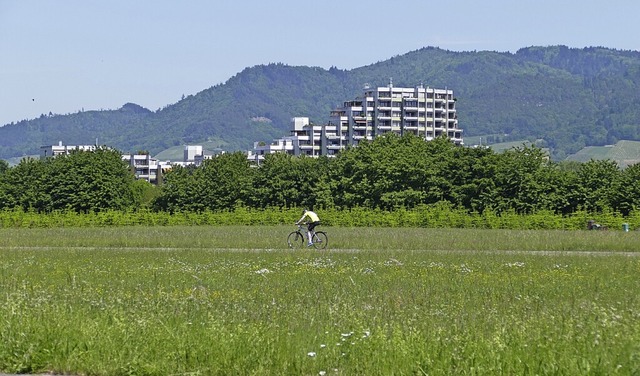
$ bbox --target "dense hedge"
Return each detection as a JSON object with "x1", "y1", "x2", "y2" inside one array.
[{"x1": 0, "y1": 205, "x2": 636, "y2": 230}]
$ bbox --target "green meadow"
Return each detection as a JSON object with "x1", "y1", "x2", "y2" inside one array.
[{"x1": 1, "y1": 226, "x2": 639, "y2": 375}]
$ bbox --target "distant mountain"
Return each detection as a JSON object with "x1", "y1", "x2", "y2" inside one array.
[{"x1": 1, "y1": 45, "x2": 639, "y2": 161}]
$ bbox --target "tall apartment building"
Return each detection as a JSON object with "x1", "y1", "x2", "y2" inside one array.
[
  {"x1": 249, "y1": 83, "x2": 463, "y2": 161},
  {"x1": 325, "y1": 83, "x2": 462, "y2": 155}
]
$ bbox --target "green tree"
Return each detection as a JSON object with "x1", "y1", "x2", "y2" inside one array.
[
  {"x1": 0, "y1": 160, "x2": 8, "y2": 175},
  {"x1": 574, "y1": 159, "x2": 621, "y2": 212},
  {"x1": 444, "y1": 145, "x2": 499, "y2": 213},
  {"x1": 0, "y1": 158, "x2": 52, "y2": 211},
  {"x1": 486, "y1": 145, "x2": 567, "y2": 214},
  {"x1": 153, "y1": 165, "x2": 198, "y2": 212},
  {"x1": 47, "y1": 148, "x2": 136, "y2": 212},
  {"x1": 192, "y1": 152, "x2": 254, "y2": 211},
  {"x1": 608, "y1": 162, "x2": 640, "y2": 216},
  {"x1": 131, "y1": 179, "x2": 161, "y2": 210},
  {"x1": 331, "y1": 134, "x2": 483, "y2": 210},
  {"x1": 251, "y1": 153, "x2": 303, "y2": 208},
  {"x1": 331, "y1": 134, "x2": 429, "y2": 209},
  {"x1": 251, "y1": 153, "x2": 333, "y2": 209}
]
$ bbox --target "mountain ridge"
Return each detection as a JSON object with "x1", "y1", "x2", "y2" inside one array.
[{"x1": 1, "y1": 45, "x2": 639, "y2": 161}]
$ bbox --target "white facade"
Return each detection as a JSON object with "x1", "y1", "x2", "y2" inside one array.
[
  {"x1": 289, "y1": 117, "x2": 324, "y2": 157},
  {"x1": 247, "y1": 117, "x2": 318, "y2": 164},
  {"x1": 40, "y1": 141, "x2": 96, "y2": 158},
  {"x1": 328, "y1": 83, "x2": 463, "y2": 153},
  {"x1": 249, "y1": 84, "x2": 464, "y2": 161},
  {"x1": 184, "y1": 145, "x2": 203, "y2": 162},
  {"x1": 247, "y1": 137, "x2": 298, "y2": 164},
  {"x1": 121, "y1": 153, "x2": 164, "y2": 183},
  {"x1": 183, "y1": 145, "x2": 214, "y2": 167}
]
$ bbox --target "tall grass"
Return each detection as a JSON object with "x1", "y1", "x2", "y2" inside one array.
[
  {"x1": 2, "y1": 225, "x2": 640, "y2": 252},
  {"x1": 1, "y1": 227, "x2": 639, "y2": 375}
]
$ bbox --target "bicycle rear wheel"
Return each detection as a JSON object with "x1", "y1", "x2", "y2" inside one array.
[
  {"x1": 312, "y1": 231, "x2": 328, "y2": 249},
  {"x1": 287, "y1": 231, "x2": 305, "y2": 249}
]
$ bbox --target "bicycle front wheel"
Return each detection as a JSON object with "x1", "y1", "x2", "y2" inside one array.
[
  {"x1": 313, "y1": 231, "x2": 328, "y2": 249},
  {"x1": 287, "y1": 231, "x2": 305, "y2": 249}
]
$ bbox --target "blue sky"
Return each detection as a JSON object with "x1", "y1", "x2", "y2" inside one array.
[{"x1": 1, "y1": 0, "x2": 639, "y2": 126}]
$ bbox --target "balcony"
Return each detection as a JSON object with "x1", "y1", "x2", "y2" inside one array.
[{"x1": 448, "y1": 131, "x2": 464, "y2": 144}]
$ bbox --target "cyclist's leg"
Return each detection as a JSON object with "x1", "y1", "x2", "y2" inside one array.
[
  {"x1": 308, "y1": 222, "x2": 319, "y2": 243},
  {"x1": 306, "y1": 222, "x2": 314, "y2": 244}
]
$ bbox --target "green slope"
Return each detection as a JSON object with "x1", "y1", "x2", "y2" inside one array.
[{"x1": 565, "y1": 140, "x2": 640, "y2": 167}]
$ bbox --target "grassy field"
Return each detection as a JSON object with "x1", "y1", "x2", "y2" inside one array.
[{"x1": 1, "y1": 226, "x2": 639, "y2": 375}]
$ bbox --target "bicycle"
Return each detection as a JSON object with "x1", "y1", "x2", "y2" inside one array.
[{"x1": 287, "y1": 224, "x2": 328, "y2": 249}]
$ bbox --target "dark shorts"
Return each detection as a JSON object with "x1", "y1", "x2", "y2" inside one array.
[{"x1": 307, "y1": 221, "x2": 320, "y2": 232}]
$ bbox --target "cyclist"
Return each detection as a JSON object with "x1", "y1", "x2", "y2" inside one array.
[{"x1": 295, "y1": 209, "x2": 321, "y2": 247}]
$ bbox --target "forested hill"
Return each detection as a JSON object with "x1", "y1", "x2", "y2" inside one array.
[{"x1": 1, "y1": 45, "x2": 639, "y2": 161}]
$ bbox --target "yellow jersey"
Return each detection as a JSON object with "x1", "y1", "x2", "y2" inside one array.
[{"x1": 300, "y1": 210, "x2": 320, "y2": 223}]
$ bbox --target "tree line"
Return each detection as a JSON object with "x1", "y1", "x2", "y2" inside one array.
[{"x1": 1, "y1": 134, "x2": 639, "y2": 217}]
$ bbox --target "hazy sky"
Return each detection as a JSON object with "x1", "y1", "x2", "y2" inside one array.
[{"x1": 1, "y1": 0, "x2": 639, "y2": 126}]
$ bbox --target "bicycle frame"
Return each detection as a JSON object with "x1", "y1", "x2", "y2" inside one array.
[{"x1": 288, "y1": 224, "x2": 328, "y2": 249}]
